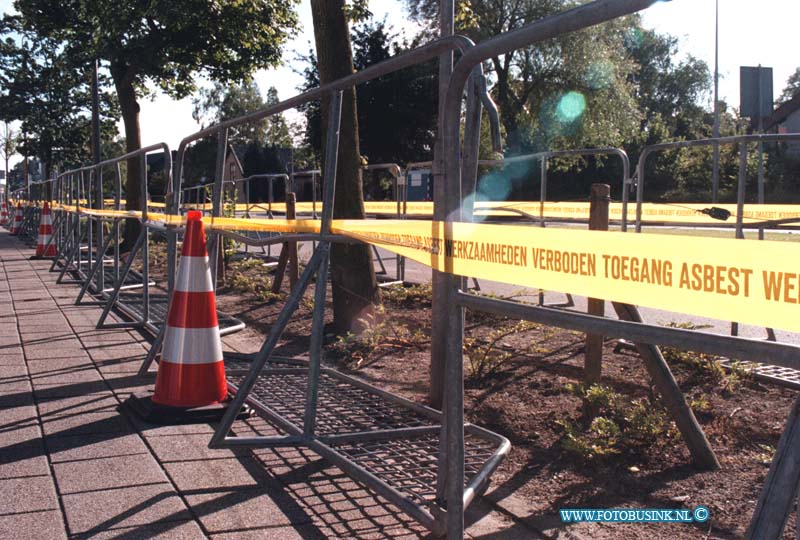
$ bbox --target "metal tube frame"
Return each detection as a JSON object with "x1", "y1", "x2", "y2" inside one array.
[{"x1": 634, "y1": 133, "x2": 800, "y2": 233}]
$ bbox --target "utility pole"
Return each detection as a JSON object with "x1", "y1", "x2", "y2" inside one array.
[
  {"x1": 429, "y1": 0, "x2": 455, "y2": 409},
  {"x1": 711, "y1": 0, "x2": 720, "y2": 203},
  {"x1": 91, "y1": 59, "x2": 102, "y2": 206}
]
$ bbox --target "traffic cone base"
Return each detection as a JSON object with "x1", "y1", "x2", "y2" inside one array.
[{"x1": 121, "y1": 392, "x2": 250, "y2": 425}]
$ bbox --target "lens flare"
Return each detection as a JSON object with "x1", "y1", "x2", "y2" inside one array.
[
  {"x1": 584, "y1": 61, "x2": 615, "y2": 90},
  {"x1": 555, "y1": 92, "x2": 586, "y2": 123},
  {"x1": 624, "y1": 27, "x2": 643, "y2": 49},
  {"x1": 461, "y1": 192, "x2": 489, "y2": 222},
  {"x1": 478, "y1": 171, "x2": 512, "y2": 201}
]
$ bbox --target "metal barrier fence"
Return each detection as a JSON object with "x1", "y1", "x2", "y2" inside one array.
[
  {"x1": 11, "y1": 0, "x2": 800, "y2": 537},
  {"x1": 146, "y1": 31, "x2": 508, "y2": 538},
  {"x1": 632, "y1": 133, "x2": 800, "y2": 234}
]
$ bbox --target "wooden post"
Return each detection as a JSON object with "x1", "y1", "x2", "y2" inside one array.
[
  {"x1": 746, "y1": 396, "x2": 800, "y2": 539},
  {"x1": 585, "y1": 183, "x2": 609, "y2": 385},
  {"x1": 286, "y1": 193, "x2": 299, "y2": 290},
  {"x1": 271, "y1": 192, "x2": 300, "y2": 293},
  {"x1": 612, "y1": 302, "x2": 720, "y2": 470}
]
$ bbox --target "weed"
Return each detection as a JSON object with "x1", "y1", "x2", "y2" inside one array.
[
  {"x1": 326, "y1": 305, "x2": 428, "y2": 367},
  {"x1": 381, "y1": 283, "x2": 432, "y2": 307},
  {"x1": 556, "y1": 383, "x2": 671, "y2": 460},
  {"x1": 465, "y1": 320, "x2": 538, "y2": 382},
  {"x1": 228, "y1": 263, "x2": 282, "y2": 303}
]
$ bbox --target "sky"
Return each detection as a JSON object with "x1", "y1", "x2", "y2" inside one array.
[{"x1": 1, "y1": 0, "x2": 798, "y2": 167}]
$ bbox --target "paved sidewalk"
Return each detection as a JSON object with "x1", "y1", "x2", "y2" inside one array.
[{"x1": 0, "y1": 230, "x2": 541, "y2": 540}]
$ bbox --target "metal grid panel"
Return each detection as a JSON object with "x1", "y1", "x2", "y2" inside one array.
[
  {"x1": 90, "y1": 268, "x2": 151, "y2": 291},
  {"x1": 719, "y1": 358, "x2": 800, "y2": 390},
  {"x1": 224, "y1": 356, "x2": 295, "y2": 371},
  {"x1": 226, "y1": 367, "x2": 502, "y2": 508},
  {"x1": 227, "y1": 371, "x2": 436, "y2": 436},
  {"x1": 116, "y1": 292, "x2": 244, "y2": 334},
  {"x1": 331, "y1": 433, "x2": 497, "y2": 505}
]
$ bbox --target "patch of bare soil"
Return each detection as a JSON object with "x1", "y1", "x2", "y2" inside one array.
[{"x1": 179, "y1": 250, "x2": 797, "y2": 539}]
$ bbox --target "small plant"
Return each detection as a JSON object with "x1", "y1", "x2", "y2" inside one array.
[
  {"x1": 381, "y1": 283, "x2": 432, "y2": 307},
  {"x1": 228, "y1": 259, "x2": 282, "y2": 303},
  {"x1": 556, "y1": 383, "x2": 671, "y2": 460},
  {"x1": 464, "y1": 320, "x2": 538, "y2": 382},
  {"x1": 326, "y1": 305, "x2": 428, "y2": 367},
  {"x1": 661, "y1": 323, "x2": 752, "y2": 395}
]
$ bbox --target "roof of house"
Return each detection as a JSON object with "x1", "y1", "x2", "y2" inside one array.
[
  {"x1": 762, "y1": 93, "x2": 800, "y2": 131},
  {"x1": 226, "y1": 144, "x2": 245, "y2": 176}
]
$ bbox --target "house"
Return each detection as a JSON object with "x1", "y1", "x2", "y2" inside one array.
[
  {"x1": 761, "y1": 93, "x2": 800, "y2": 158},
  {"x1": 223, "y1": 145, "x2": 246, "y2": 203}
]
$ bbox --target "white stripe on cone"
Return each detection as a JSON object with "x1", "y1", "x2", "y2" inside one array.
[
  {"x1": 175, "y1": 255, "x2": 213, "y2": 292},
  {"x1": 162, "y1": 326, "x2": 223, "y2": 365}
]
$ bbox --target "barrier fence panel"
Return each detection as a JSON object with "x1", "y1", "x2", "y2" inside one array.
[
  {"x1": 141, "y1": 32, "x2": 513, "y2": 538},
  {"x1": 15, "y1": 1, "x2": 800, "y2": 537}
]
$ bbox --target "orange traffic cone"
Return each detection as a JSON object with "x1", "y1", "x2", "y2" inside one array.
[
  {"x1": 0, "y1": 199, "x2": 8, "y2": 226},
  {"x1": 153, "y1": 210, "x2": 226, "y2": 407},
  {"x1": 123, "y1": 210, "x2": 239, "y2": 424},
  {"x1": 9, "y1": 203, "x2": 22, "y2": 235},
  {"x1": 33, "y1": 202, "x2": 56, "y2": 258}
]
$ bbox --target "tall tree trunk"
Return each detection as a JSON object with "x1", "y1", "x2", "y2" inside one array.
[
  {"x1": 310, "y1": 0, "x2": 380, "y2": 333},
  {"x1": 111, "y1": 63, "x2": 142, "y2": 250},
  {"x1": 492, "y1": 59, "x2": 522, "y2": 154}
]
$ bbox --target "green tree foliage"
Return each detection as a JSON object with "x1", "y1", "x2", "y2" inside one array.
[
  {"x1": 0, "y1": 17, "x2": 119, "y2": 179},
  {"x1": 10, "y1": 0, "x2": 298, "y2": 243},
  {"x1": 0, "y1": 122, "x2": 19, "y2": 190},
  {"x1": 187, "y1": 82, "x2": 293, "y2": 197},
  {"x1": 192, "y1": 81, "x2": 293, "y2": 148},
  {"x1": 778, "y1": 67, "x2": 800, "y2": 105},
  {"x1": 300, "y1": 20, "x2": 438, "y2": 166},
  {"x1": 624, "y1": 25, "x2": 711, "y2": 145},
  {"x1": 405, "y1": 0, "x2": 643, "y2": 155}
]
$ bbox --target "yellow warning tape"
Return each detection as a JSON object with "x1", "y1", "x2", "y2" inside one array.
[
  {"x1": 228, "y1": 201, "x2": 800, "y2": 224},
  {"x1": 64, "y1": 199, "x2": 800, "y2": 224},
  {"x1": 332, "y1": 219, "x2": 800, "y2": 333},
  {"x1": 47, "y1": 203, "x2": 800, "y2": 331}
]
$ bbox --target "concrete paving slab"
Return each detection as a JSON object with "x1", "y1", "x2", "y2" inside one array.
[
  {"x1": 53, "y1": 453, "x2": 169, "y2": 494},
  {"x1": 94, "y1": 359, "x2": 145, "y2": 374},
  {"x1": 145, "y1": 433, "x2": 250, "y2": 462},
  {"x1": 0, "y1": 364, "x2": 29, "y2": 378},
  {"x1": 24, "y1": 347, "x2": 90, "y2": 362},
  {"x1": 163, "y1": 456, "x2": 276, "y2": 491},
  {"x1": 29, "y1": 367, "x2": 103, "y2": 386},
  {"x1": 34, "y1": 380, "x2": 110, "y2": 398},
  {"x1": 27, "y1": 360, "x2": 99, "y2": 378},
  {"x1": 69, "y1": 520, "x2": 208, "y2": 540},
  {"x1": 0, "y1": 388, "x2": 34, "y2": 408},
  {"x1": 184, "y1": 487, "x2": 311, "y2": 533},
  {"x1": 60, "y1": 483, "x2": 192, "y2": 535},
  {"x1": 42, "y1": 411, "x2": 134, "y2": 438},
  {"x1": 46, "y1": 433, "x2": 150, "y2": 464},
  {"x1": 37, "y1": 394, "x2": 119, "y2": 418},
  {"x1": 0, "y1": 436, "x2": 50, "y2": 480},
  {"x1": 209, "y1": 524, "x2": 327, "y2": 540},
  {"x1": 0, "y1": 353, "x2": 25, "y2": 367},
  {"x1": 0, "y1": 476, "x2": 60, "y2": 514},
  {"x1": 0, "y1": 378, "x2": 33, "y2": 393},
  {"x1": 86, "y1": 345, "x2": 149, "y2": 360},
  {"x1": 17, "y1": 335, "x2": 83, "y2": 349},
  {"x1": 0, "y1": 403, "x2": 38, "y2": 426},
  {"x1": 0, "y1": 510, "x2": 67, "y2": 540}
]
